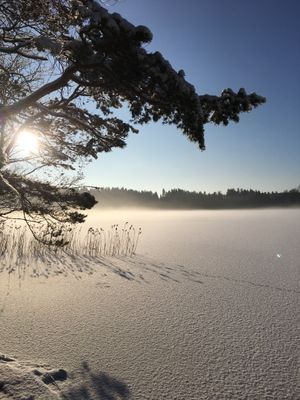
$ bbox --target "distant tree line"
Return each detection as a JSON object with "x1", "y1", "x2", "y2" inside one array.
[{"x1": 82, "y1": 186, "x2": 300, "y2": 209}]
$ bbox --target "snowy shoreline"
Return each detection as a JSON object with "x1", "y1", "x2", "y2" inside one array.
[{"x1": 0, "y1": 209, "x2": 299, "y2": 399}]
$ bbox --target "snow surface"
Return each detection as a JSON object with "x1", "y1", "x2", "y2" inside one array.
[{"x1": 0, "y1": 209, "x2": 299, "y2": 399}]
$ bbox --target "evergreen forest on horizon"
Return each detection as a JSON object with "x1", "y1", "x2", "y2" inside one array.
[{"x1": 82, "y1": 186, "x2": 300, "y2": 209}]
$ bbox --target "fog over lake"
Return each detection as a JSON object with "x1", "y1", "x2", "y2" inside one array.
[{"x1": 0, "y1": 209, "x2": 299, "y2": 399}]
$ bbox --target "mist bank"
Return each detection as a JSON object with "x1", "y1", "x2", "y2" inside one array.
[{"x1": 82, "y1": 187, "x2": 300, "y2": 209}]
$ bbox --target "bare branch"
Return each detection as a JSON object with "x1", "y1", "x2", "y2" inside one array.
[{"x1": 1, "y1": 65, "x2": 77, "y2": 118}]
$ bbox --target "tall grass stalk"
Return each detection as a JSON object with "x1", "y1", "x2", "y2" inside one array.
[{"x1": 0, "y1": 221, "x2": 142, "y2": 276}]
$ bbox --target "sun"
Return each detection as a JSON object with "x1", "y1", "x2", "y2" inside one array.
[{"x1": 16, "y1": 130, "x2": 39, "y2": 155}]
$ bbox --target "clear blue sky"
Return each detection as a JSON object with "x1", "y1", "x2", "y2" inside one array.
[{"x1": 84, "y1": 0, "x2": 300, "y2": 193}]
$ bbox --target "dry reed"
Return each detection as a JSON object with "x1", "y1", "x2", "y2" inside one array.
[{"x1": 0, "y1": 220, "x2": 142, "y2": 276}]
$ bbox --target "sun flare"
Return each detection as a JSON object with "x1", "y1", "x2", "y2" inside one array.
[{"x1": 16, "y1": 130, "x2": 39, "y2": 155}]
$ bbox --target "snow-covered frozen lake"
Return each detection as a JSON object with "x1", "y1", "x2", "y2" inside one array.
[{"x1": 0, "y1": 209, "x2": 299, "y2": 399}]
